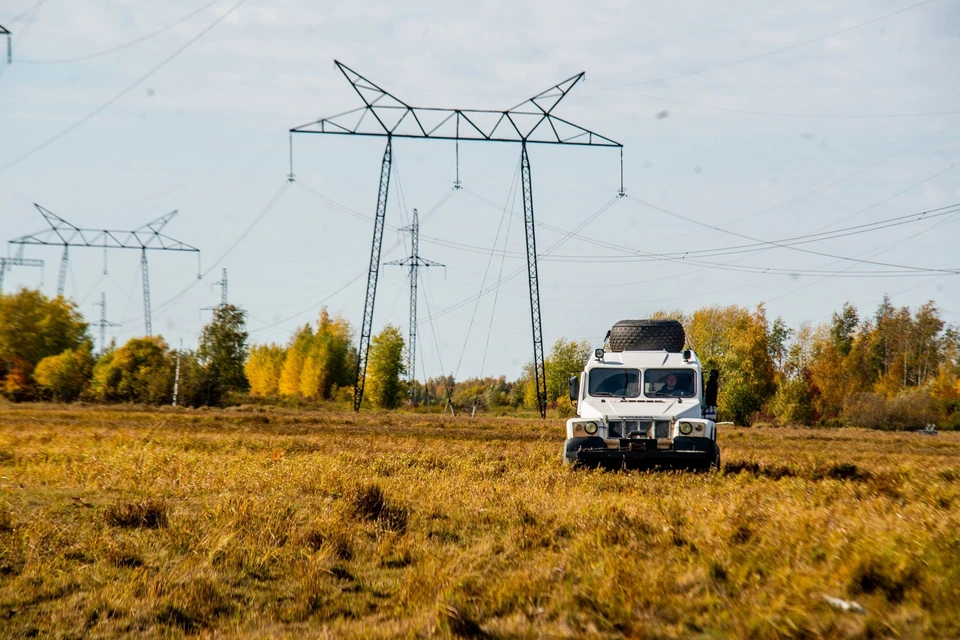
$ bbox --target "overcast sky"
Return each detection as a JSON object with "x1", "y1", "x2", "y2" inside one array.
[{"x1": 1, "y1": 0, "x2": 958, "y2": 380}]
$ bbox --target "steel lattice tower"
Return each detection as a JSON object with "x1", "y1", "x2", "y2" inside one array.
[
  {"x1": 93, "y1": 292, "x2": 120, "y2": 353},
  {"x1": 290, "y1": 61, "x2": 622, "y2": 417},
  {"x1": 8, "y1": 205, "x2": 200, "y2": 336},
  {"x1": 386, "y1": 208, "x2": 444, "y2": 397},
  {"x1": 0, "y1": 245, "x2": 43, "y2": 293}
]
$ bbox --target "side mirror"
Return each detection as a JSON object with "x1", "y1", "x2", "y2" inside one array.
[
  {"x1": 569, "y1": 375, "x2": 580, "y2": 403},
  {"x1": 705, "y1": 369, "x2": 719, "y2": 407}
]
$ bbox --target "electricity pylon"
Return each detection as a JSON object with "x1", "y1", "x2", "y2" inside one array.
[
  {"x1": 0, "y1": 246, "x2": 43, "y2": 293},
  {"x1": 202, "y1": 268, "x2": 228, "y2": 313},
  {"x1": 93, "y1": 292, "x2": 120, "y2": 354},
  {"x1": 214, "y1": 268, "x2": 227, "y2": 307},
  {"x1": 385, "y1": 208, "x2": 443, "y2": 398},
  {"x1": 290, "y1": 61, "x2": 622, "y2": 417},
  {"x1": 9, "y1": 204, "x2": 200, "y2": 336}
]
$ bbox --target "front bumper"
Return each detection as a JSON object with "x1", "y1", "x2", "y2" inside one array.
[{"x1": 564, "y1": 436, "x2": 716, "y2": 470}]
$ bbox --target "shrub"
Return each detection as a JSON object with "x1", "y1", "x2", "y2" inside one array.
[
  {"x1": 841, "y1": 392, "x2": 887, "y2": 430},
  {"x1": 886, "y1": 391, "x2": 937, "y2": 430},
  {"x1": 842, "y1": 390, "x2": 939, "y2": 430}
]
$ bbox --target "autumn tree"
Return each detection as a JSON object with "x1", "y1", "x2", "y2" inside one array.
[
  {"x1": 682, "y1": 305, "x2": 775, "y2": 424},
  {"x1": 299, "y1": 309, "x2": 355, "y2": 400},
  {"x1": 33, "y1": 342, "x2": 95, "y2": 402},
  {"x1": 89, "y1": 336, "x2": 174, "y2": 404},
  {"x1": 278, "y1": 325, "x2": 312, "y2": 397},
  {"x1": 245, "y1": 344, "x2": 286, "y2": 397},
  {"x1": 366, "y1": 325, "x2": 406, "y2": 409},
  {"x1": 720, "y1": 305, "x2": 777, "y2": 425},
  {"x1": 0, "y1": 288, "x2": 89, "y2": 399}
]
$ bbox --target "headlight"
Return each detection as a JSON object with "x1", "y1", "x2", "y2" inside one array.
[
  {"x1": 679, "y1": 422, "x2": 693, "y2": 435},
  {"x1": 583, "y1": 421, "x2": 598, "y2": 435}
]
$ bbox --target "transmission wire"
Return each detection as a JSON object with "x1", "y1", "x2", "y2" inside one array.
[
  {"x1": 17, "y1": 0, "x2": 224, "y2": 64},
  {"x1": 453, "y1": 157, "x2": 521, "y2": 380},
  {"x1": 609, "y1": 0, "x2": 936, "y2": 88},
  {"x1": 0, "y1": 0, "x2": 251, "y2": 173}
]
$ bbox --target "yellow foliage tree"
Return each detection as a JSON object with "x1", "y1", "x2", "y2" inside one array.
[{"x1": 244, "y1": 344, "x2": 286, "y2": 397}]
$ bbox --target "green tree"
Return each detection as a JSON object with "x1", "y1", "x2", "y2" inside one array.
[
  {"x1": 33, "y1": 342, "x2": 95, "y2": 402},
  {"x1": 366, "y1": 325, "x2": 406, "y2": 409},
  {"x1": 197, "y1": 304, "x2": 249, "y2": 405},
  {"x1": 830, "y1": 303, "x2": 859, "y2": 357},
  {"x1": 768, "y1": 316, "x2": 792, "y2": 374},
  {"x1": 545, "y1": 338, "x2": 591, "y2": 405},
  {"x1": 89, "y1": 336, "x2": 174, "y2": 404},
  {"x1": 0, "y1": 288, "x2": 89, "y2": 398}
]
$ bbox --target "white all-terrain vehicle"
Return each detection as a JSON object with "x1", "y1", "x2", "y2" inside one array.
[{"x1": 564, "y1": 319, "x2": 721, "y2": 470}]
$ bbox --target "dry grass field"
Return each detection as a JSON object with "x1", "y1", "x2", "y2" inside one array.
[{"x1": 1, "y1": 404, "x2": 959, "y2": 638}]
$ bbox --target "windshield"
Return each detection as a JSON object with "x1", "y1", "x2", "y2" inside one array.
[
  {"x1": 645, "y1": 369, "x2": 696, "y2": 398},
  {"x1": 588, "y1": 368, "x2": 640, "y2": 397}
]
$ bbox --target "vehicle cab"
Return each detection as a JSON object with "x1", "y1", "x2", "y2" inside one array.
[{"x1": 564, "y1": 344, "x2": 720, "y2": 470}]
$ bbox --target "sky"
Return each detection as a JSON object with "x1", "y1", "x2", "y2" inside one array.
[{"x1": 1, "y1": 0, "x2": 959, "y2": 381}]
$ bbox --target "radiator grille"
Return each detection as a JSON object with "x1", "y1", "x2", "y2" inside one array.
[{"x1": 608, "y1": 420, "x2": 672, "y2": 438}]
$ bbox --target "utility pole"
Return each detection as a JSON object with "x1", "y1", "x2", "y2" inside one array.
[
  {"x1": 8, "y1": 205, "x2": 200, "y2": 336},
  {"x1": 385, "y1": 208, "x2": 444, "y2": 401},
  {"x1": 92, "y1": 292, "x2": 120, "y2": 354},
  {"x1": 290, "y1": 61, "x2": 622, "y2": 417},
  {"x1": 0, "y1": 246, "x2": 43, "y2": 293}
]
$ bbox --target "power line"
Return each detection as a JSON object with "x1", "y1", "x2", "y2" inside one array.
[
  {"x1": 453, "y1": 158, "x2": 521, "y2": 380},
  {"x1": 763, "y1": 207, "x2": 960, "y2": 303},
  {"x1": 626, "y1": 195, "x2": 958, "y2": 274},
  {"x1": 0, "y1": 0, "x2": 250, "y2": 173},
  {"x1": 609, "y1": 0, "x2": 937, "y2": 88},
  {"x1": 459, "y1": 187, "x2": 960, "y2": 274},
  {"x1": 146, "y1": 179, "x2": 289, "y2": 320},
  {"x1": 543, "y1": 203, "x2": 960, "y2": 261},
  {"x1": 16, "y1": 0, "x2": 223, "y2": 64}
]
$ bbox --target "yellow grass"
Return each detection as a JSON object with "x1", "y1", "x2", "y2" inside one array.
[{"x1": 1, "y1": 404, "x2": 959, "y2": 638}]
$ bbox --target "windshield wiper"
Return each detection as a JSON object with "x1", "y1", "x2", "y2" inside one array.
[{"x1": 590, "y1": 392, "x2": 619, "y2": 397}]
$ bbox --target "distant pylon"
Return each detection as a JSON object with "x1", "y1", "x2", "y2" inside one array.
[
  {"x1": 202, "y1": 268, "x2": 228, "y2": 313},
  {"x1": 385, "y1": 209, "x2": 444, "y2": 399},
  {"x1": 93, "y1": 292, "x2": 120, "y2": 353},
  {"x1": 0, "y1": 245, "x2": 43, "y2": 293},
  {"x1": 214, "y1": 268, "x2": 227, "y2": 307}
]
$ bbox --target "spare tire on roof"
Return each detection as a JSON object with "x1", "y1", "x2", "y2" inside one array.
[{"x1": 608, "y1": 319, "x2": 685, "y2": 353}]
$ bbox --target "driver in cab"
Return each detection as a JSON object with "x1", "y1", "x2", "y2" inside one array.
[{"x1": 656, "y1": 373, "x2": 686, "y2": 397}]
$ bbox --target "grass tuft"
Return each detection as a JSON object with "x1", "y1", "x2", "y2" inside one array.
[
  {"x1": 436, "y1": 602, "x2": 489, "y2": 639},
  {"x1": 104, "y1": 498, "x2": 168, "y2": 529},
  {"x1": 305, "y1": 530, "x2": 353, "y2": 560},
  {"x1": 348, "y1": 483, "x2": 409, "y2": 533}
]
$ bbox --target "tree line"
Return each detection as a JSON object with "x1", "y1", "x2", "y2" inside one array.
[{"x1": 1, "y1": 287, "x2": 957, "y2": 429}]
